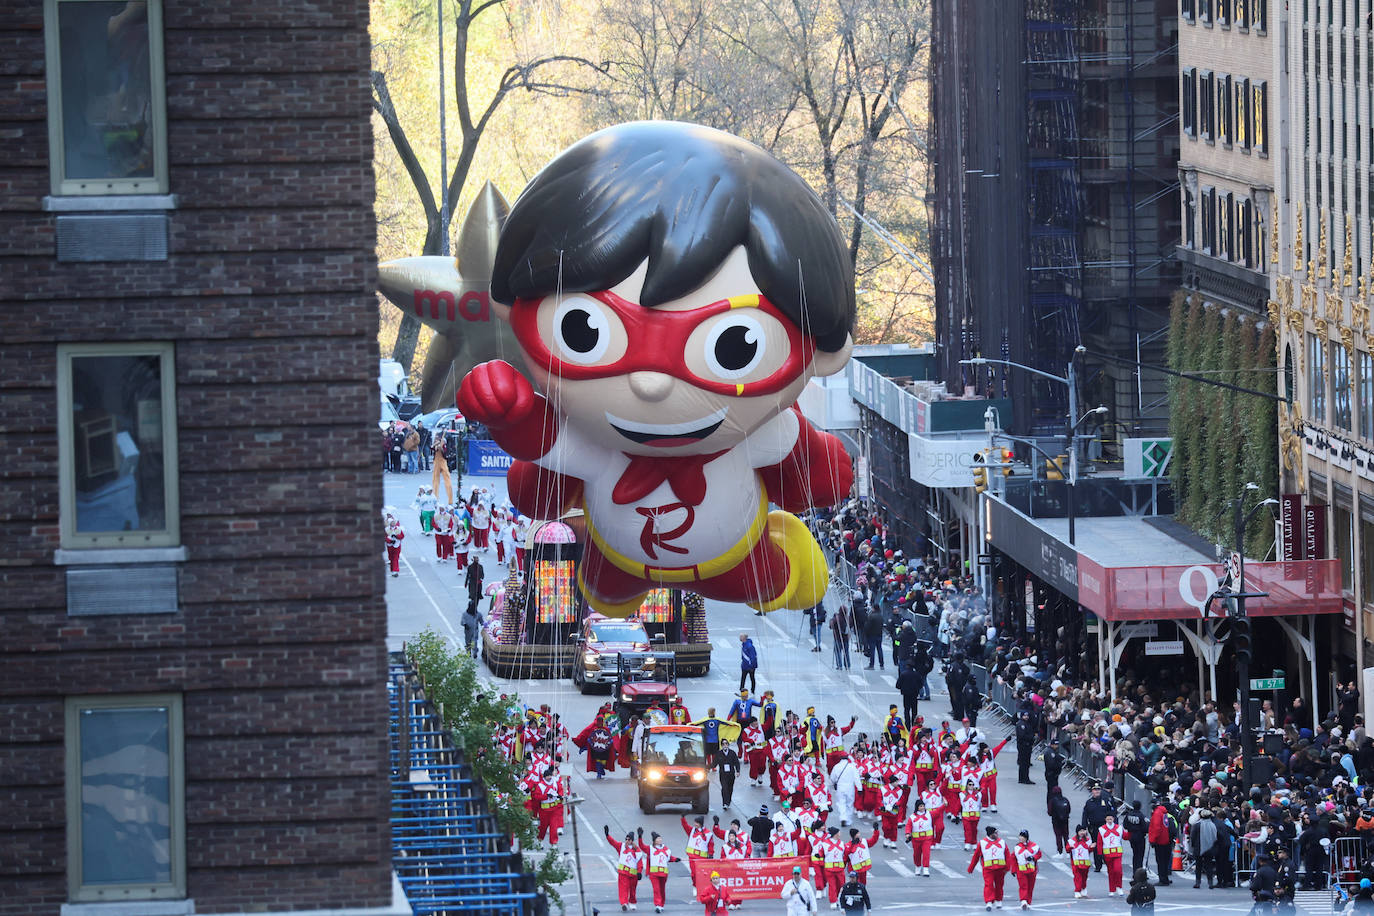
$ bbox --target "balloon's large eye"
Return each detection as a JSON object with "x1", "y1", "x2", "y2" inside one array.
[
  {"x1": 553, "y1": 300, "x2": 611, "y2": 364},
  {"x1": 704, "y1": 314, "x2": 766, "y2": 380}
]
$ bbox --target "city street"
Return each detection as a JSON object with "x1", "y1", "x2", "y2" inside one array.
[{"x1": 383, "y1": 471, "x2": 1284, "y2": 916}]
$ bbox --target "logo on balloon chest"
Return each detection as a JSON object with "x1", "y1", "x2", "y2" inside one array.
[{"x1": 635, "y1": 503, "x2": 695, "y2": 559}]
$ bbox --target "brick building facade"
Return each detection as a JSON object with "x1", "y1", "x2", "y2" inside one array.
[{"x1": 0, "y1": 2, "x2": 393, "y2": 913}]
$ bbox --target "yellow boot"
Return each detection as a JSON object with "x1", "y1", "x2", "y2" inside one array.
[{"x1": 747, "y1": 510, "x2": 830, "y2": 613}]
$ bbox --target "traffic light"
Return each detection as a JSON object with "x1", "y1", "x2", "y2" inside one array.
[
  {"x1": 1233, "y1": 617, "x2": 1252, "y2": 666},
  {"x1": 972, "y1": 450, "x2": 988, "y2": 493},
  {"x1": 1001, "y1": 448, "x2": 1015, "y2": 477},
  {"x1": 1045, "y1": 455, "x2": 1066, "y2": 481}
]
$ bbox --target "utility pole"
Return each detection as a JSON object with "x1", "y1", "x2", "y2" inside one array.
[
  {"x1": 1234, "y1": 495, "x2": 1255, "y2": 789},
  {"x1": 437, "y1": 0, "x2": 450, "y2": 257},
  {"x1": 1065, "y1": 354, "x2": 1079, "y2": 546}
]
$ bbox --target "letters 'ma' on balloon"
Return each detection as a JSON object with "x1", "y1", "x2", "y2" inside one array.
[{"x1": 458, "y1": 121, "x2": 856, "y2": 616}]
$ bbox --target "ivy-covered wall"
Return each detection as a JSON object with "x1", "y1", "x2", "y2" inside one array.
[{"x1": 1166, "y1": 291, "x2": 1279, "y2": 557}]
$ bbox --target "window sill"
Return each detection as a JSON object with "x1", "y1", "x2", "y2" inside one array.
[
  {"x1": 55, "y1": 546, "x2": 188, "y2": 566},
  {"x1": 43, "y1": 194, "x2": 178, "y2": 212},
  {"x1": 62, "y1": 901, "x2": 194, "y2": 916}
]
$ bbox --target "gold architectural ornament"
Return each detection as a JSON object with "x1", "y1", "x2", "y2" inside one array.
[
  {"x1": 1267, "y1": 299, "x2": 1281, "y2": 328},
  {"x1": 1279, "y1": 400, "x2": 1307, "y2": 493},
  {"x1": 1319, "y1": 209, "x2": 1329, "y2": 280},
  {"x1": 1294, "y1": 210, "x2": 1305, "y2": 268},
  {"x1": 1354, "y1": 298, "x2": 1370, "y2": 336},
  {"x1": 1344, "y1": 215, "x2": 1354, "y2": 286},
  {"x1": 1271, "y1": 197, "x2": 1280, "y2": 264},
  {"x1": 1325, "y1": 289, "x2": 1342, "y2": 323},
  {"x1": 1309, "y1": 259, "x2": 1317, "y2": 276},
  {"x1": 1276, "y1": 275, "x2": 1294, "y2": 307},
  {"x1": 1314, "y1": 315, "x2": 1329, "y2": 340},
  {"x1": 1302, "y1": 284, "x2": 1318, "y2": 316}
]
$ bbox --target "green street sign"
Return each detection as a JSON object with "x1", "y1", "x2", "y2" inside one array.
[{"x1": 1249, "y1": 677, "x2": 1285, "y2": 690}]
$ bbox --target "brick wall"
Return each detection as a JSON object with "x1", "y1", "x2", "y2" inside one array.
[{"x1": 0, "y1": 1, "x2": 390, "y2": 912}]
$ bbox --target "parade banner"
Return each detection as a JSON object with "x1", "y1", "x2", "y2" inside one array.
[
  {"x1": 467, "y1": 438, "x2": 513, "y2": 475},
  {"x1": 689, "y1": 855, "x2": 809, "y2": 902}
]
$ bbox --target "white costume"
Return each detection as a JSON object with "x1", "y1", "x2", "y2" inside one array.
[{"x1": 829, "y1": 755, "x2": 861, "y2": 826}]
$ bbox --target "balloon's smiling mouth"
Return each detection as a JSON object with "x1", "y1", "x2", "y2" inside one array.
[{"x1": 606, "y1": 408, "x2": 728, "y2": 447}]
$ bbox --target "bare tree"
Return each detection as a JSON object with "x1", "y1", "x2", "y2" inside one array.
[{"x1": 371, "y1": 0, "x2": 606, "y2": 366}]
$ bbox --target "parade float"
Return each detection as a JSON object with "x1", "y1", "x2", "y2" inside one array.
[{"x1": 481, "y1": 519, "x2": 713, "y2": 680}]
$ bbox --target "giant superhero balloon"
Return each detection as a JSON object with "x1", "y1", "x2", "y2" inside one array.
[{"x1": 458, "y1": 121, "x2": 856, "y2": 616}]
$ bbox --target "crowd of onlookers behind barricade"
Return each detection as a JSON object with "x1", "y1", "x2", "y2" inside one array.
[{"x1": 813, "y1": 499, "x2": 1374, "y2": 903}]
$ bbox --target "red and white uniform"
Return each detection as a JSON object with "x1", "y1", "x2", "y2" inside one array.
[
  {"x1": 912, "y1": 740, "x2": 938, "y2": 792},
  {"x1": 741, "y1": 724, "x2": 768, "y2": 781},
  {"x1": 681, "y1": 817, "x2": 712, "y2": 859},
  {"x1": 530, "y1": 775, "x2": 565, "y2": 844},
  {"x1": 858, "y1": 755, "x2": 881, "y2": 813},
  {"x1": 905, "y1": 809, "x2": 936, "y2": 869},
  {"x1": 941, "y1": 758, "x2": 964, "y2": 815},
  {"x1": 845, "y1": 829, "x2": 880, "y2": 884},
  {"x1": 645, "y1": 840, "x2": 678, "y2": 908},
  {"x1": 978, "y1": 739, "x2": 1010, "y2": 808},
  {"x1": 718, "y1": 833, "x2": 749, "y2": 860},
  {"x1": 920, "y1": 785, "x2": 947, "y2": 844},
  {"x1": 453, "y1": 520, "x2": 471, "y2": 568},
  {"x1": 385, "y1": 521, "x2": 405, "y2": 573},
  {"x1": 1067, "y1": 837, "x2": 1095, "y2": 894},
  {"x1": 805, "y1": 777, "x2": 833, "y2": 813},
  {"x1": 769, "y1": 827, "x2": 799, "y2": 857},
  {"x1": 960, "y1": 785, "x2": 983, "y2": 846},
  {"x1": 432, "y1": 508, "x2": 452, "y2": 560},
  {"x1": 1097, "y1": 824, "x2": 1124, "y2": 893},
  {"x1": 1013, "y1": 839, "x2": 1043, "y2": 906},
  {"x1": 878, "y1": 783, "x2": 906, "y2": 843},
  {"x1": 607, "y1": 835, "x2": 645, "y2": 907},
  {"x1": 968, "y1": 836, "x2": 1009, "y2": 905},
  {"x1": 777, "y1": 761, "x2": 802, "y2": 802},
  {"x1": 813, "y1": 834, "x2": 847, "y2": 903}
]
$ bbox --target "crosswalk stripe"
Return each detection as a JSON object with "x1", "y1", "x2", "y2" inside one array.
[
  {"x1": 1048, "y1": 859, "x2": 1073, "y2": 875},
  {"x1": 930, "y1": 861, "x2": 964, "y2": 879},
  {"x1": 888, "y1": 860, "x2": 914, "y2": 878}
]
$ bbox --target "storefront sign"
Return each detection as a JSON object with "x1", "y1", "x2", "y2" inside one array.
[
  {"x1": 1144, "y1": 640, "x2": 1185, "y2": 656},
  {"x1": 907, "y1": 435, "x2": 988, "y2": 488},
  {"x1": 1281, "y1": 494, "x2": 1304, "y2": 560},
  {"x1": 1120, "y1": 623, "x2": 1159, "y2": 639},
  {"x1": 984, "y1": 498, "x2": 1078, "y2": 601},
  {"x1": 1304, "y1": 504, "x2": 1327, "y2": 559}
]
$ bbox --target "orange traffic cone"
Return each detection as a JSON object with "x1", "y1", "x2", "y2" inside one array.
[{"x1": 1171, "y1": 839, "x2": 1184, "y2": 872}]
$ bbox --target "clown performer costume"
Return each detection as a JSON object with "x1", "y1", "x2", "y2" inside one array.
[{"x1": 416, "y1": 486, "x2": 437, "y2": 534}]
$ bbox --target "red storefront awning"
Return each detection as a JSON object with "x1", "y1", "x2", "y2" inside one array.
[{"x1": 1077, "y1": 555, "x2": 1343, "y2": 621}]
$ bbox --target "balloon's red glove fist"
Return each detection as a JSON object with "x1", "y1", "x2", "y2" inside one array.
[{"x1": 458, "y1": 360, "x2": 536, "y2": 429}]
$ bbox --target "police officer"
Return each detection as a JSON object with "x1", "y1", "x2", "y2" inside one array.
[
  {"x1": 1081, "y1": 783, "x2": 1115, "y2": 872},
  {"x1": 1015, "y1": 712, "x2": 1036, "y2": 785}
]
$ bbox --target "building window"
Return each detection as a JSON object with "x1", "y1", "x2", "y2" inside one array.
[
  {"x1": 1236, "y1": 0, "x2": 1250, "y2": 26},
  {"x1": 1183, "y1": 0, "x2": 1196, "y2": 20},
  {"x1": 1253, "y1": 0, "x2": 1267, "y2": 30},
  {"x1": 1218, "y1": 0, "x2": 1231, "y2": 25},
  {"x1": 1219, "y1": 74, "x2": 1233, "y2": 146},
  {"x1": 1200, "y1": 0, "x2": 1213, "y2": 23},
  {"x1": 1201, "y1": 72, "x2": 1215, "y2": 140},
  {"x1": 1362, "y1": 514, "x2": 1374, "y2": 607},
  {"x1": 43, "y1": 0, "x2": 168, "y2": 196},
  {"x1": 1220, "y1": 193, "x2": 1233, "y2": 260},
  {"x1": 65, "y1": 695, "x2": 185, "y2": 902},
  {"x1": 1360, "y1": 350, "x2": 1374, "y2": 440},
  {"x1": 1253, "y1": 81, "x2": 1267, "y2": 152},
  {"x1": 1202, "y1": 187, "x2": 1217, "y2": 253},
  {"x1": 1236, "y1": 78, "x2": 1251, "y2": 149},
  {"x1": 1310, "y1": 333, "x2": 1327, "y2": 422},
  {"x1": 1332, "y1": 341, "x2": 1352, "y2": 429},
  {"x1": 1182, "y1": 69, "x2": 1198, "y2": 136},
  {"x1": 1241, "y1": 198, "x2": 1255, "y2": 266},
  {"x1": 57, "y1": 343, "x2": 179, "y2": 548}
]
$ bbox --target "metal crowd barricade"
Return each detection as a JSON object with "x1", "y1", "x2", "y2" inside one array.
[
  {"x1": 1330, "y1": 835, "x2": 1367, "y2": 891},
  {"x1": 1233, "y1": 836, "x2": 1297, "y2": 882},
  {"x1": 389, "y1": 654, "x2": 538, "y2": 916}
]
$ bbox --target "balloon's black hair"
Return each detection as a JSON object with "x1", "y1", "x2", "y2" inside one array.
[{"x1": 491, "y1": 121, "x2": 856, "y2": 353}]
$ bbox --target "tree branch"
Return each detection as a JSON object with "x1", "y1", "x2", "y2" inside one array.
[{"x1": 371, "y1": 69, "x2": 440, "y2": 253}]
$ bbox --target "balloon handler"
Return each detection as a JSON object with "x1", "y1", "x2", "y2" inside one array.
[{"x1": 458, "y1": 121, "x2": 855, "y2": 616}]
